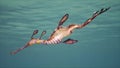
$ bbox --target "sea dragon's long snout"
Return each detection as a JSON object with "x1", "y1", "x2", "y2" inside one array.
[{"x1": 10, "y1": 44, "x2": 29, "y2": 55}]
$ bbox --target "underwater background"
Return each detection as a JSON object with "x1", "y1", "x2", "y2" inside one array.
[{"x1": 0, "y1": 0, "x2": 120, "y2": 68}]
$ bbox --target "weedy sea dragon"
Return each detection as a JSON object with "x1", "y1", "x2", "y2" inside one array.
[{"x1": 11, "y1": 7, "x2": 110, "y2": 55}]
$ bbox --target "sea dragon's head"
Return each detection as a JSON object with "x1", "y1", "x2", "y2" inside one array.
[
  {"x1": 28, "y1": 30, "x2": 46, "y2": 46},
  {"x1": 27, "y1": 38, "x2": 43, "y2": 46}
]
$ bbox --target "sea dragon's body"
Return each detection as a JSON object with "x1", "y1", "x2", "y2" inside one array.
[
  {"x1": 42, "y1": 27, "x2": 70, "y2": 44},
  {"x1": 11, "y1": 7, "x2": 110, "y2": 55}
]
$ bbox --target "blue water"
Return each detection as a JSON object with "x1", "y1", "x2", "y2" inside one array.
[{"x1": 0, "y1": 0, "x2": 120, "y2": 68}]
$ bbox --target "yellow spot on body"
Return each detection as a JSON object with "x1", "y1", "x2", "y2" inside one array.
[{"x1": 36, "y1": 40, "x2": 41, "y2": 44}]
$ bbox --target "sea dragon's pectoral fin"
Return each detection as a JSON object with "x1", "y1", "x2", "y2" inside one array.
[{"x1": 63, "y1": 38, "x2": 78, "y2": 44}]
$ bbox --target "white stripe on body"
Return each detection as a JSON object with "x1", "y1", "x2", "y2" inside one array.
[{"x1": 43, "y1": 34, "x2": 63, "y2": 45}]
